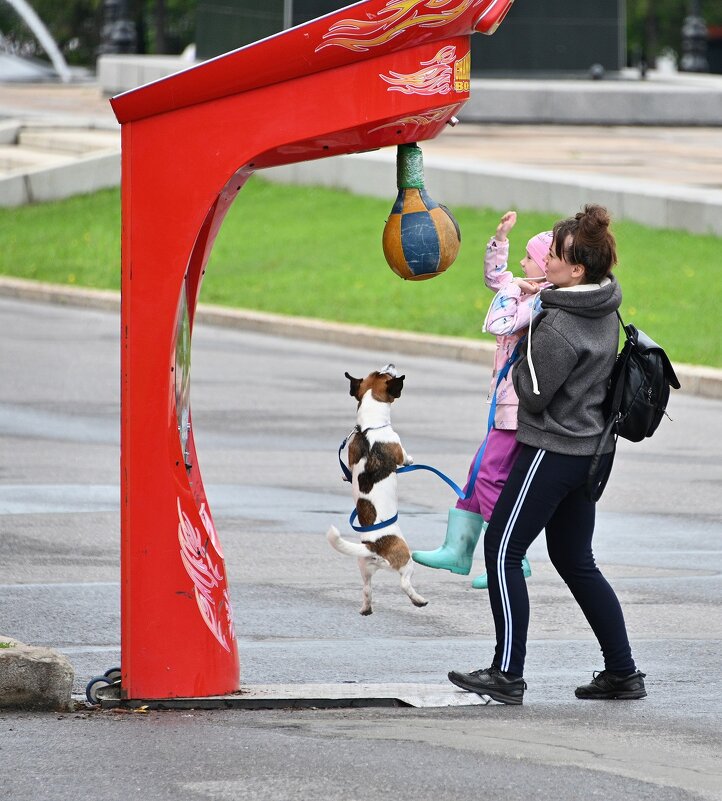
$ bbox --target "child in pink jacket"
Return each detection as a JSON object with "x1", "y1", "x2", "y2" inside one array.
[{"x1": 413, "y1": 211, "x2": 552, "y2": 587}]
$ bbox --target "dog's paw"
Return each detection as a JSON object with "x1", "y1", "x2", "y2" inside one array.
[
  {"x1": 360, "y1": 607, "x2": 373, "y2": 616},
  {"x1": 412, "y1": 599, "x2": 428, "y2": 608}
]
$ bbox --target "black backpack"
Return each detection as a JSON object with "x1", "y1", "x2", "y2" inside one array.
[{"x1": 587, "y1": 311, "x2": 680, "y2": 501}]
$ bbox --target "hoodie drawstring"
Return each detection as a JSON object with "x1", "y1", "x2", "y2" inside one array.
[{"x1": 527, "y1": 294, "x2": 541, "y2": 395}]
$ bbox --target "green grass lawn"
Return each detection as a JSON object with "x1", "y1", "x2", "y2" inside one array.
[{"x1": 0, "y1": 178, "x2": 719, "y2": 367}]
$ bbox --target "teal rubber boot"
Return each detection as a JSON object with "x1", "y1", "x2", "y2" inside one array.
[
  {"x1": 412, "y1": 508, "x2": 485, "y2": 575},
  {"x1": 471, "y1": 555, "x2": 532, "y2": 589}
]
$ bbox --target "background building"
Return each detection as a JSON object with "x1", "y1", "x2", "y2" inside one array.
[{"x1": 195, "y1": 0, "x2": 626, "y2": 74}]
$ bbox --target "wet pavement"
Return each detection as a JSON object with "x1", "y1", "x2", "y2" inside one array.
[
  {"x1": 2, "y1": 53, "x2": 722, "y2": 799},
  {"x1": 0, "y1": 295, "x2": 720, "y2": 800}
]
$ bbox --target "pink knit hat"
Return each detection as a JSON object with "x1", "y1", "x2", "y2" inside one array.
[{"x1": 526, "y1": 231, "x2": 553, "y2": 273}]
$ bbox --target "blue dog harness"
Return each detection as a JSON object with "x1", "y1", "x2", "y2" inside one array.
[{"x1": 339, "y1": 343, "x2": 523, "y2": 533}]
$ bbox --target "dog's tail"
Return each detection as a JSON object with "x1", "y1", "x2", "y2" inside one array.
[{"x1": 326, "y1": 525, "x2": 369, "y2": 559}]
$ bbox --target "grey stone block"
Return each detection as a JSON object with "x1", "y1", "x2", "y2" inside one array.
[
  {"x1": 619, "y1": 191, "x2": 668, "y2": 230},
  {"x1": 25, "y1": 152, "x2": 120, "y2": 204},
  {"x1": 0, "y1": 174, "x2": 29, "y2": 207},
  {"x1": 261, "y1": 163, "x2": 297, "y2": 185},
  {"x1": 0, "y1": 120, "x2": 20, "y2": 145},
  {"x1": 461, "y1": 78, "x2": 722, "y2": 126},
  {"x1": 342, "y1": 156, "x2": 390, "y2": 199},
  {"x1": 0, "y1": 635, "x2": 74, "y2": 711},
  {"x1": 97, "y1": 54, "x2": 192, "y2": 96},
  {"x1": 424, "y1": 163, "x2": 468, "y2": 207}
]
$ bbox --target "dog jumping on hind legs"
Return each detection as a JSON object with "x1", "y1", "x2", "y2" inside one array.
[{"x1": 326, "y1": 364, "x2": 428, "y2": 616}]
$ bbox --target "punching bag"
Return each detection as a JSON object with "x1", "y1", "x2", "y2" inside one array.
[{"x1": 382, "y1": 143, "x2": 461, "y2": 281}]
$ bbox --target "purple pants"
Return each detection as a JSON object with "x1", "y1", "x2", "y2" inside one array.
[{"x1": 455, "y1": 428, "x2": 522, "y2": 521}]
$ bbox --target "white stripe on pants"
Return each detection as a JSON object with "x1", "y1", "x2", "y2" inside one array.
[{"x1": 496, "y1": 448, "x2": 546, "y2": 672}]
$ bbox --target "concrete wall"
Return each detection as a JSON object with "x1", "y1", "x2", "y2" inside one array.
[{"x1": 261, "y1": 149, "x2": 722, "y2": 237}]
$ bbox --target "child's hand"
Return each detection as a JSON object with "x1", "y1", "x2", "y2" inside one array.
[
  {"x1": 514, "y1": 277, "x2": 542, "y2": 294},
  {"x1": 495, "y1": 211, "x2": 517, "y2": 241}
]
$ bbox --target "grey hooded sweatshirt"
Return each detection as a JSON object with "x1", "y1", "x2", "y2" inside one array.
[{"x1": 512, "y1": 275, "x2": 622, "y2": 456}]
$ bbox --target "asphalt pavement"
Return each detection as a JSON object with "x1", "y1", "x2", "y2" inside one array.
[{"x1": 0, "y1": 295, "x2": 720, "y2": 801}]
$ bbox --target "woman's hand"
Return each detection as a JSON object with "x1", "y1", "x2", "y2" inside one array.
[{"x1": 495, "y1": 210, "x2": 517, "y2": 241}]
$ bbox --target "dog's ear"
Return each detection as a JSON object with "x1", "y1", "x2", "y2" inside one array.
[
  {"x1": 386, "y1": 375, "x2": 405, "y2": 399},
  {"x1": 345, "y1": 371, "x2": 362, "y2": 399}
]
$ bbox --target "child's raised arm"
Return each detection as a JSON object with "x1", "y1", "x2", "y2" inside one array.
[
  {"x1": 484, "y1": 211, "x2": 519, "y2": 291},
  {"x1": 495, "y1": 211, "x2": 517, "y2": 241}
]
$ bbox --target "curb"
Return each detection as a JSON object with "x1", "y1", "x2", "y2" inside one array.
[{"x1": 1, "y1": 276, "x2": 720, "y2": 400}]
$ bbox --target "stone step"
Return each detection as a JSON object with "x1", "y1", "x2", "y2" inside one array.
[
  {"x1": 17, "y1": 127, "x2": 120, "y2": 155},
  {"x1": 0, "y1": 120, "x2": 121, "y2": 206},
  {"x1": 0, "y1": 143, "x2": 68, "y2": 174},
  {"x1": 0, "y1": 120, "x2": 21, "y2": 145}
]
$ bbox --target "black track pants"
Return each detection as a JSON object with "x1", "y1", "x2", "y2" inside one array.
[{"x1": 484, "y1": 445, "x2": 636, "y2": 677}]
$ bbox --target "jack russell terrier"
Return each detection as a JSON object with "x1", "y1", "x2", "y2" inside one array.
[{"x1": 327, "y1": 364, "x2": 428, "y2": 615}]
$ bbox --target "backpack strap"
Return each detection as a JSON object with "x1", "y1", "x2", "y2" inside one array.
[
  {"x1": 608, "y1": 311, "x2": 634, "y2": 418},
  {"x1": 586, "y1": 415, "x2": 618, "y2": 502},
  {"x1": 586, "y1": 310, "x2": 632, "y2": 500}
]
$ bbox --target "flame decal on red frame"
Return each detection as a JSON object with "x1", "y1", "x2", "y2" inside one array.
[
  {"x1": 380, "y1": 45, "x2": 456, "y2": 94},
  {"x1": 177, "y1": 499, "x2": 236, "y2": 652},
  {"x1": 368, "y1": 102, "x2": 461, "y2": 133},
  {"x1": 317, "y1": 0, "x2": 487, "y2": 52}
]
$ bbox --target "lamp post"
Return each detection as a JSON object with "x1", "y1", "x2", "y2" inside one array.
[
  {"x1": 283, "y1": 0, "x2": 293, "y2": 30},
  {"x1": 680, "y1": 0, "x2": 709, "y2": 72},
  {"x1": 100, "y1": 0, "x2": 137, "y2": 55}
]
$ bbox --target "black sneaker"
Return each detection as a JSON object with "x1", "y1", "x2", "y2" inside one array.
[
  {"x1": 448, "y1": 666, "x2": 526, "y2": 705},
  {"x1": 575, "y1": 670, "x2": 647, "y2": 700}
]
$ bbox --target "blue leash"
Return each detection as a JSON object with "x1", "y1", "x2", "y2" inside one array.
[{"x1": 339, "y1": 343, "x2": 523, "y2": 533}]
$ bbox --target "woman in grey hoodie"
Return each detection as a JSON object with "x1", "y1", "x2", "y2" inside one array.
[{"x1": 448, "y1": 205, "x2": 646, "y2": 705}]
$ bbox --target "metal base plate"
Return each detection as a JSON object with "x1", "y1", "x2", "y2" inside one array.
[{"x1": 95, "y1": 683, "x2": 491, "y2": 710}]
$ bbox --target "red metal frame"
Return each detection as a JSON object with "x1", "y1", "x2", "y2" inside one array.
[{"x1": 111, "y1": 0, "x2": 514, "y2": 700}]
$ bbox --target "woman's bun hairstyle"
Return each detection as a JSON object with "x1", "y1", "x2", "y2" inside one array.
[{"x1": 552, "y1": 204, "x2": 617, "y2": 284}]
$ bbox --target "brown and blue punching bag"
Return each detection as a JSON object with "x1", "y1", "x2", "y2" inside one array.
[{"x1": 382, "y1": 143, "x2": 461, "y2": 280}]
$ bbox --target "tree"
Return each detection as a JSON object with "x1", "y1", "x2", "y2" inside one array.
[
  {"x1": 626, "y1": 0, "x2": 722, "y2": 64},
  {"x1": 0, "y1": 0, "x2": 196, "y2": 64},
  {"x1": 141, "y1": 0, "x2": 195, "y2": 54},
  {"x1": 0, "y1": 0, "x2": 103, "y2": 65},
  {"x1": 3, "y1": 2, "x2": 722, "y2": 69}
]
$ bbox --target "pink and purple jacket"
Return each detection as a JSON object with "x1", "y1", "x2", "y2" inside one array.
[{"x1": 482, "y1": 237, "x2": 549, "y2": 430}]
